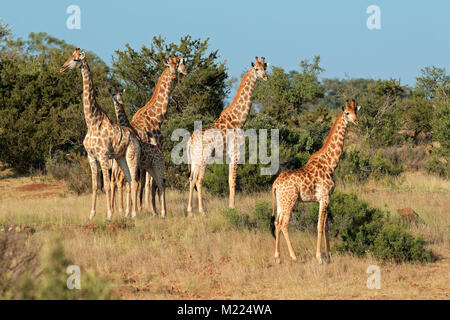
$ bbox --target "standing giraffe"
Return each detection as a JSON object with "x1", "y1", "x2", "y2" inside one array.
[
  {"x1": 111, "y1": 56, "x2": 187, "y2": 214},
  {"x1": 270, "y1": 100, "x2": 361, "y2": 264},
  {"x1": 187, "y1": 57, "x2": 269, "y2": 215},
  {"x1": 109, "y1": 88, "x2": 167, "y2": 218},
  {"x1": 60, "y1": 48, "x2": 141, "y2": 220}
]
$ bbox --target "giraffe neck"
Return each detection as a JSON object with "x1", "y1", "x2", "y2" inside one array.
[
  {"x1": 215, "y1": 69, "x2": 257, "y2": 129},
  {"x1": 308, "y1": 112, "x2": 348, "y2": 173},
  {"x1": 80, "y1": 60, "x2": 105, "y2": 128},
  {"x1": 131, "y1": 68, "x2": 173, "y2": 131},
  {"x1": 113, "y1": 100, "x2": 131, "y2": 128}
]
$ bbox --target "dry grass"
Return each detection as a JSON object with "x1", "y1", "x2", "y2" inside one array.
[{"x1": 0, "y1": 170, "x2": 449, "y2": 299}]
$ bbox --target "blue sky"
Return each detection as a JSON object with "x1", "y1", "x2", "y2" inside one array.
[{"x1": 1, "y1": 0, "x2": 449, "y2": 87}]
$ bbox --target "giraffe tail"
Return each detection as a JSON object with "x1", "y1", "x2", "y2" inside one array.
[{"x1": 270, "y1": 185, "x2": 276, "y2": 238}]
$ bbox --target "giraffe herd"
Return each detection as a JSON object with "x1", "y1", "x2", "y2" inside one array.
[{"x1": 60, "y1": 49, "x2": 360, "y2": 264}]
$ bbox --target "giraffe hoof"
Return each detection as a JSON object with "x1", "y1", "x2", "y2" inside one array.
[
  {"x1": 275, "y1": 257, "x2": 281, "y2": 264},
  {"x1": 291, "y1": 256, "x2": 297, "y2": 261}
]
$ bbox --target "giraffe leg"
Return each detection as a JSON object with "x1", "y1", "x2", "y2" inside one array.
[
  {"x1": 139, "y1": 170, "x2": 147, "y2": 210},
  {"x1": 153, "y1": 168, "x2": 166, "y2": 219},
  {"x1": 274, "y1": 217, "x2": 282, "y2": 264},
  {"x1": 99, "y1": 156, "x2": 113, "y2": 221},
  {"x1": 125, "y1": 182, "x2": 131, "y2": 218},
  {"x1": 187, "y1": 163, "x2": 200, "y2": 216},
  {"x1": 150, "y1": 177, "x2": 157, "y2": 216},
  {"x1": 117, "y1": 173, "x2": 125, "y2": 216},
  {"x1": 117, "y1": 157, "x2": 135, "y2": 219},
  {"x1": 196, "y1": 162, "x2": 207, "y2": 215},
  {"x1": 323, "y1": 211, "x2": 332, "y2": 263},
  {"x1": 228, "y1": 159, "x2": 238, "y2": 208},
  {"x1": 280, "y1": 214, "x2": 297, "y2": 261},
  {"x1": 136, "y1": 169, "x2": 142, "y2": 212},
  {"x1": 87, "y1": 153, "x2": 98, "y2": 220},
  {"x1": 145, "y1": 173, "x2": 156, "y2": 216},
  {"x1": 316, "y1": 196, "x2": 329, "y2": 264},
  {"x1": 110, "y1": 165, "x2": 117, "y2": 212}
]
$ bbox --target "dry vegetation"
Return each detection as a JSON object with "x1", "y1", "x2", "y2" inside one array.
[{"x1": 0, "y1": 167, "x2": 449, "y2": 300}]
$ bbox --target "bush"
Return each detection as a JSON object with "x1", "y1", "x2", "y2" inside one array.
[
  {"x1": 1, "y1": 238, "x2": 117, "y2": 299},
  {"x1": 425, "y1": 155, "x2": 449, "y2": 179},
  {"x1": 370, "y1": 224, "x2": 434, "y2": 263},
  {"x1": 253, "y1": 201, "x2": 272, "y2": 230},
  {"x1": 220, "y1": 207, "x2": 250, "y2": 229},
  {"x1": 371, "y1": 149, "x2": 403, "y2": 180},
  {"x1": 0, "y1": 233, "x2": 39, "y2": 297},
  {"x1": 46, "y1": 152, "x2": 92, "y2": 194},
  {"x1": 335, "y1": 148, "x2": 372, "y2": 183},
  {"x1": 292, "y1": 192, "x2": 434, "y2": 263}
]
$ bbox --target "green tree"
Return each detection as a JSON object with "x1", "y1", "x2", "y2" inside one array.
[
  {"x1": 416, "y1": 66, "x2": 450, "y2": 100},
  {"x1": 112, "y1": 35, "x2": 230, "y2": 189},
  {"x1": 0, "y1": 29, "x2": 113, "y2": 173},
  {"x1": 253, "y1": 56, "x2": 324, "y2": 121}
]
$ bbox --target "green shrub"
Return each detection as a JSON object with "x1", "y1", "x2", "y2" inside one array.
[
  {"x1": 425, "y1": 155, "x2": 449, "y2": 179},
  {"x1": 292, "y1": 191, "x2": 434, "y2": 263},
  {"x1": 372, "y1": 149, "x2": 403, "y2": 180},
  {"x1": 220, "y1": 207, "x2": 250, "y2": 229},
  {"x1": 336, "y1": 148, "x2": 403, "y2": 183},
  {"x1": 253, "y1": 201, "x2": 272, "y2": 230},
  {"x1": 46, "y1": 152, "x2": 92, "y2": 195},
  {"x1": 203, "y1": 163, "x2": 229, "y2": 196},
  {"x1": 335, "y1": 148, "x2": 372, "y2": 183},
  {"x1": 370, "y1": 224, "x2": 434, "y2": 263},
  {"x1": 3, "y1": 238, "x2": 117, "y2": 299}
]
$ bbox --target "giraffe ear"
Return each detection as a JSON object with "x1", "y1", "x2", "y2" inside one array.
[
  {"x1": 357, "y1": 105, "x2": 361, "y2": 112},
  {"x1": 79, "y1": 51, "x2": 86, "y2": 59},
  {"x1": 121, "y1": 88, "x2": 125, "y2": 94},
  {"x1": 251, "y1": 62, "x2": 255, "y2": 67},
  {"x1": 108, "y1": 88, "x2": 114, "y2": 96}
]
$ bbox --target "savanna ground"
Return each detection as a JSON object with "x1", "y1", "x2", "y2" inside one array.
[{"x1": 0, "y1": 163, "x2": 449, "y2": 300}]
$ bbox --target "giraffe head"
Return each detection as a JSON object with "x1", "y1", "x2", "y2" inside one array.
[
  {"x1": 176, "y1": 56, "x2": 188, "y2": 76},
  {"x1": 164, "y1": 56, "x2": 179, "y2": 79},
  {"x1": 108, "y1": 88, "x2": 125, "y2": 105},
  {"x1": 60, "y1": 48, "x2": 86, "y2": 73},
  {"x1": 251, "y1": 57, "x2": 269, "y2": 81},
  {"x1": 342, "y1": 100, "x2": 361, "y2": 126}
]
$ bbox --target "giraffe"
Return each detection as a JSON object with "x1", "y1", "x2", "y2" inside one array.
[
  {"x1": 186, "y1": 57, "x2": 269, "y2": 215},
  {"x1": 60, "y1": 48, "x2": 141, "y2": 220},
  {"x1": 270, "y1": 100, "x2": 361, "y2": 264},
  {"x1": 111, "y1": 56, "x2": 187, "y2": 214},
  {"x1": 109, "y1": 88, "x2": 167, "y2": 218}
]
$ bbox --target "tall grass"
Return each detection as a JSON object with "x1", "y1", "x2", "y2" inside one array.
[{"x1": 0, "y1": 172, "x2": 449, "y2": 299}]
